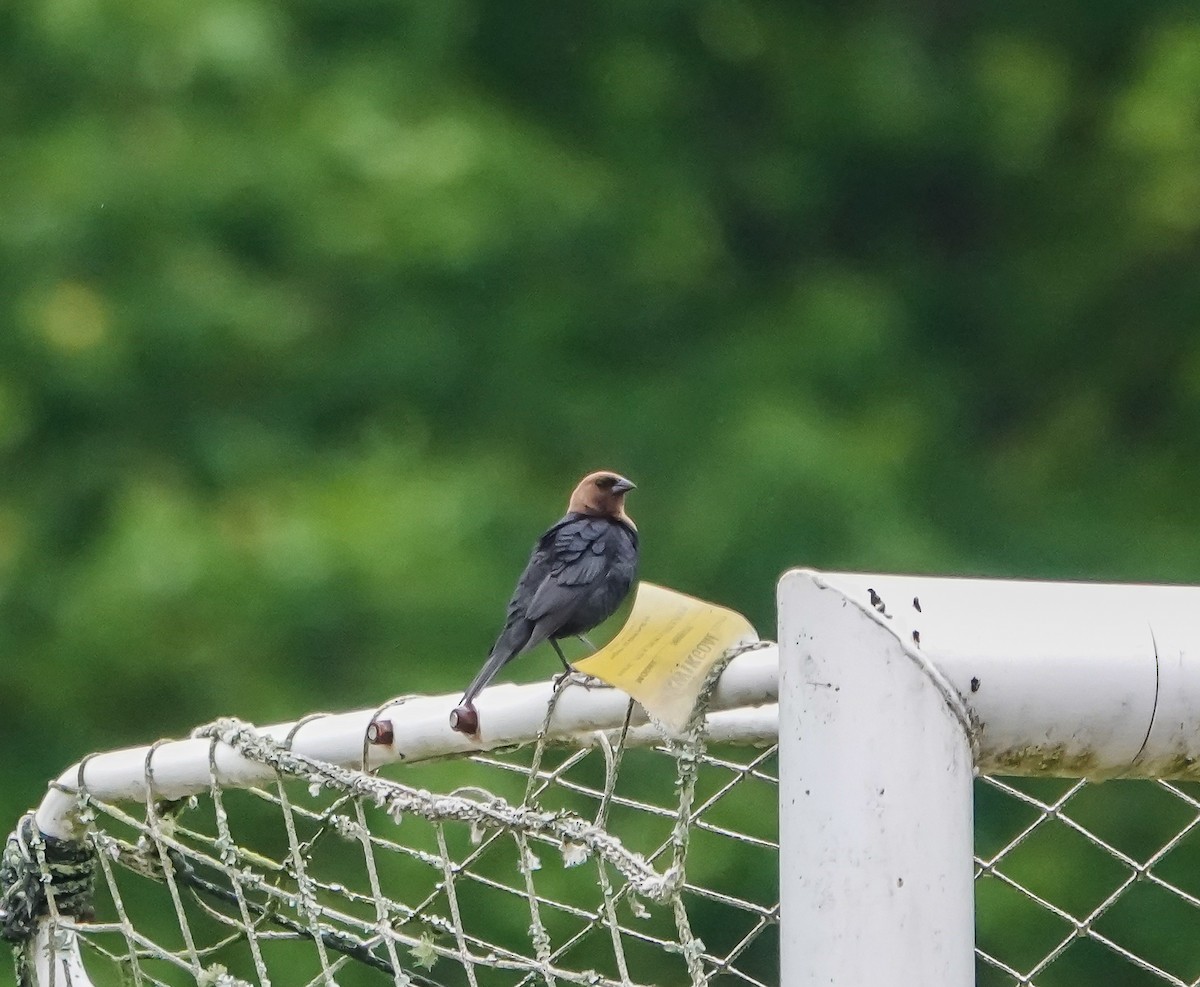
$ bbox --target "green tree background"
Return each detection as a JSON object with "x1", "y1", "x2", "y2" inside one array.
[{"x1": 4, "y1": 1, "x2": 1200, "y2": 984}]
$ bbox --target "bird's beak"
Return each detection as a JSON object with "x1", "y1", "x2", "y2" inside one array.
[{"x1": 611, "y1": 477, "x2": 636, "y2": 494}]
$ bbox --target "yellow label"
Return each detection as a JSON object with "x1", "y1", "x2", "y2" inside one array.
[{"x1": 574, "y1": 582, "x2": 759, "y2": 731}]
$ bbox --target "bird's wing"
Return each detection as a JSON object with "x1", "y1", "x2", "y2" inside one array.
[
  {"x1": 502, "y1": 523, "x2": 564, "y2": 624},
  {"x1": 523, "y1": 517, "x2": 613, "y2": 624},
  {"x1": 460, "y1": 521, "x2": 573, "y2": 706}
]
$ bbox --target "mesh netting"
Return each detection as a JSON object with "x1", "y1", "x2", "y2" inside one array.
[
  {"x1": 29, "y1": 701, "x2": 779, "y2": 987},
  {"x1": 975, "y1": 775, "x2": 1200, "y2": 987}
]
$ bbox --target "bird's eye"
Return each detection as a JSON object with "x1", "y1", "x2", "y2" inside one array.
[{"x1": 598, "y1": 476, "x2": 615, "y2": 488}]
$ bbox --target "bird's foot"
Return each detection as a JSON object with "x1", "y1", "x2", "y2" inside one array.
[
  {"x1": 550, "y1": 639, "x2": 574, "y2": 672},
  {"x1": 553, "y1": 670, "x2": 609, "y2": 692}
]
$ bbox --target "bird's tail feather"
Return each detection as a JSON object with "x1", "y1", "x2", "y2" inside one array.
[
  {"x1": 460, "y1": 617, "x2": 535, "y2": 706},
  {"x1": 460, "y1": 616, "x2": 556, "y2": 707},
  {"x1": 459, "y1": 646, "x2": 514, "y2": 707}
]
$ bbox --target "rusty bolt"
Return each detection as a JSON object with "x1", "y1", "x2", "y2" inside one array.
[
  {"x1": 449, "y1": 704, "x2": 479, "y2": 735},
  {"x1": 366, "y1": 718, "x2": 394, "y2": 746}
]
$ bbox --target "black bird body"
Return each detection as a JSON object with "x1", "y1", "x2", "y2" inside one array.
[{"x1": 458, "y1": 472, "x2": 639, "y2": 710}]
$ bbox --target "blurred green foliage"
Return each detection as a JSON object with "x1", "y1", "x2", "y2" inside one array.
[{"x1": 4, "y1": 0, "x2": 1200, "y2": 982}]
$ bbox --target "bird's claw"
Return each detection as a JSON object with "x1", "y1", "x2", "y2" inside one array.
[{"x1": 553, "y1": 670, "x2": 608, "y2": 692}]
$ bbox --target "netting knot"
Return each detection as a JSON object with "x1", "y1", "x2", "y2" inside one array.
[
  {"x1": 0, "y1": 814, "x2": 96, "y2": 943},
  {"x1": 191, "y1": 716, "x2": 260, "y2": 747}
]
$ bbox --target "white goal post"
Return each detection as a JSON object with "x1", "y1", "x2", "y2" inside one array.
[
  {"x1": 8, "y1": 567, "x2": 1200, "y2": 985},
  {"x1": 779, "y1": 568, "x2": 1200, "y2": 985}
]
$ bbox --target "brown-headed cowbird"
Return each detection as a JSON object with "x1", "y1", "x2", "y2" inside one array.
[{"x1": 455, "y1": 470, "x2": 638, "y2": 715}]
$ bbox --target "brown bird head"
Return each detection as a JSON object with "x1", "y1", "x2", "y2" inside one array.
[{"x1": 568, "y1": 470, "x2": 637, "y2": 528}]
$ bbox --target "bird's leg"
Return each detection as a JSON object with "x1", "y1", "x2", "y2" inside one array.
[
  {"x1": 550, "y1": 638, "x2": 573, "y2": 671},
  {"x1": 548, "y1": 640, "x2": 608, "y2": 692},
  {"x1": 550, "y1": 638, "x2": 576, "y2": 689},
  {"x1": 560, "y1": 636, "x2": 607, "y2": 691}
]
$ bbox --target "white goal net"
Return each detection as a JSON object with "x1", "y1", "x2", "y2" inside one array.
[
  {"x1": 3, "y1": 653, "x2": 780, "y2": 987},
  {"x1": 11, "y1": 714, "x2": 1200, "y2": 987},
  {"x1": 976, "y1": 775, "x2": 1200, "y2": 986}
]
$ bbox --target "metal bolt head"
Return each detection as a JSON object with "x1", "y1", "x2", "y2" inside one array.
[
  {"x1": 449, "y1": 704, "x2": 479, "y2": 735},
  {"x1": 366, "y1": 719, "x2": 394, "y2": 746}
]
